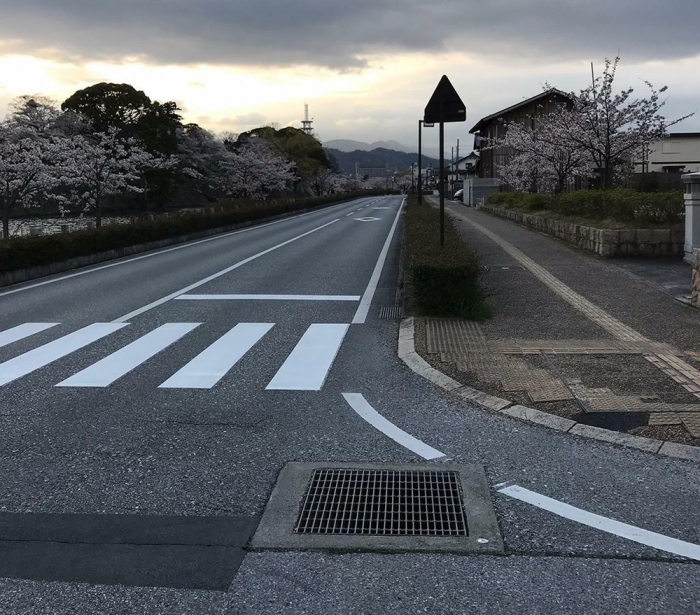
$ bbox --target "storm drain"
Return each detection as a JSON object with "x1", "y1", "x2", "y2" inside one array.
[
  {"x1": 379, "y1": 306, "x2": 403, "y2": 319},
  {"x1": 251, "y1": 462, "x2": 503, "y2": 554},
  {"x1": 294, "y1": 469, "x2": 468, "y2": 536}
]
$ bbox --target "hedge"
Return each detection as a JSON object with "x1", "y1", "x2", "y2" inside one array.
[
  {"x1": 487, "y1": 189, "x2": 683, "y2": 226},
  {"x1": 0, "y1": 191, "x2": 384, "y2": 274},
  {"x1": 406, "y1": 195, "x2": 489, "y2": 319}
]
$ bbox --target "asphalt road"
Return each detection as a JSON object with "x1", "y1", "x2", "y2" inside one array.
[{"x1": 0, "y1": 194, "x2": 699, "y2": 614}]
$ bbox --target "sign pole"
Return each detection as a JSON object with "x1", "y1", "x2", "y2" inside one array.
[
  {"x1": 439, "y1": 102, "x2": 445, "y2": 246},
  {"x1": 423, "y1": 74, "x2": 466, "y2": 248},
  {"x1": 418, "y1": 120, "x2": 423, "y2": 205}
]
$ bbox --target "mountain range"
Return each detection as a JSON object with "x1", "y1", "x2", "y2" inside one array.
[
  {"x1": 324, "y1": 139, "x2": 410, "y2": 153},
  {"x1": 325, "y1": 147, "x2": 439, "y2": 176}
]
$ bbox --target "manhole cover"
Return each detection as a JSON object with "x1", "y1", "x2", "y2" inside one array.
[
  {"x1": 295, "y1": 469, "x2": 467, "y2": 536},
  {"x1": 251, "y1": 463, "x2": 503, "y2": 554}
]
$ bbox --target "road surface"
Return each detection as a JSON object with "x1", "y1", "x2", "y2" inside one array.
[{"x1": 0, "y1": 195, "x2": 698, "y2": 614}]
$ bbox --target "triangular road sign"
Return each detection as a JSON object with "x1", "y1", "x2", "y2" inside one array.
[{"x1": 424, "y1": 75, "x2": 466, "y2": 124}]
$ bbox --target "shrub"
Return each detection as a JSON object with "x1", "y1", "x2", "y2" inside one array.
[
  {"x1": 486, "y1": 189, "x2": 683, "y2": 226},
  {"x1": 0, "y1": 191, "x2": 382, "y2": 273},
  {"x1": 406, "y1": 196, "x2": 489, "y2": 319}
]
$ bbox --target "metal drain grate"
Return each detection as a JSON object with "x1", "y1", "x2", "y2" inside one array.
[
  {"x1": 379, "y1": 306, "x2": 403, "y2": 319},
  {"x1": 294, "y1": 469, "x2": 468, "y2": 536}
]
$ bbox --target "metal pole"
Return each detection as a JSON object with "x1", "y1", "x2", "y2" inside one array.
[
  {"x1": 439, "y1": 103, "x2": 445, "y2": 246},
  {"x1": 418, "y1": 120, "x2": 423, "y2": 204}
]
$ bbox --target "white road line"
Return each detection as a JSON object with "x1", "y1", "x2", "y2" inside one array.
[
  {"x1": 113, "y1": 219, "x2": 340, "y2": 323},
  {"x1": 342, "y1": 393, "x2": 445, "y2": 460},
  {"x1": 160, "y1": 323, "x2": 274, "y2": 389},
  {"x1": 498, "y1": 484, "x2": 700, "y2": 561},
  {"x1": 346, "y1": 212, "x2": 355, "y2": 216},
  {"x1": 0, "y1": 199, "x2": 367, "y2": 300},
  {"x1": 0, "y1": 323, "x2": 127, "y2": 386},
  {"x1": 56, "y1": 323, "x2": 199, "y2": 388},
  {"x1": 0, "y1": 323, "x2": 59, "y2": 348},
  {"x1": 266, "y1": 323, "x2": 349, "y2": 391},
  {"x1": 175, "y1": 294, "x2": 360, "y2": 302},
  {"x1": 352, "y1": 198, "x2": 405, "y2": 324}
]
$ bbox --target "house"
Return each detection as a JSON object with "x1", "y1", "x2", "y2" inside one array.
[
  {"x1": 469, "y1": 89, "x2": 573, "y2": 179},
  {"x1": 449, "y1": 152, "x2": 480, "y2": 177},
  {"x1": 635, "y1": 133, "x2": 700, "y2": 174}
]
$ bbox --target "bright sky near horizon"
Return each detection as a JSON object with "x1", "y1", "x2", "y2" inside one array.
[{"x1": 0, "y1": 0, "x2": 699, "y2": 154}]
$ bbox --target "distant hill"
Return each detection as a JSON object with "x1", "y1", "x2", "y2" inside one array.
[
  {"x1": 325, "y1": 147, "x2": 439, "y2": 175},
  {"x1": 324, "y1": 139, "x2": 410, "y2": 153}
]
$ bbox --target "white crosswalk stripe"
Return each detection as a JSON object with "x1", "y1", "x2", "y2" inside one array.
[
  {"x1": 0, "y1": 321, "x2": 350, "y2": 391},
  {"x1": 159, "y1": 323, "x2": 274, "y2": 389},
  {"x1": 56, "y1": 323, "x2": 200, "y2": 388},
  {"x1": 266, "y1": 323, "x2": 349, "y2": 391},
  {"x1": 0, "y1": 323, "x2": 128, "y2": 386},
  {"x1": 0, "y1": 323, "x2": 59, "y2": 348}
]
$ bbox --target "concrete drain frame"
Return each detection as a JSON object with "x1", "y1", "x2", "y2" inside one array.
[{"x1": 251, "y1": 462, "x2": 503, "y2": 554}]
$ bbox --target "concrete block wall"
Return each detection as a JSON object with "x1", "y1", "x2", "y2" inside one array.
[{"x1": 477, "y1": 205, "x2": 684, "y2": 258}]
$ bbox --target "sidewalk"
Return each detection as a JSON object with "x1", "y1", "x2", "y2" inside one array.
[{"x1": 419, "y1": 196, "x2": 700, "y2": 446}]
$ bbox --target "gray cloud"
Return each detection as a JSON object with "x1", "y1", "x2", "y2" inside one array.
[{"x1": 1, "y1": 0, "x2": 699, "y2": 69}]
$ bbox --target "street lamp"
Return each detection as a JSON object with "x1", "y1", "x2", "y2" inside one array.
[{"x1": 418, "y1": 119, "x2": 434, "y2": 204}]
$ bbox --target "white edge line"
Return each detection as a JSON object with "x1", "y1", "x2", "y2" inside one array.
[
  {"x1": 112, "y1": 219, "x2": 340, "y2": 323},
  {"x1": 0, "y1": 197, "x2": 370, "y2": 300},
  {"x1": 352, "y1": 197, "x2": 406, "y2": 324},
  {"x1": 342, "y1": 392, "x2": 445, "y2": 460},
  {"x1": 498, "y1": 484, "x2": 700, "y2": 561},
  {"x1": 174, "y1": 294, "x2": 361, "y2": 301}
]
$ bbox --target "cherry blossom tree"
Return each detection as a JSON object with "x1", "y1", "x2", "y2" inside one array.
[
  {"x1": 0, "y1": 123, "x2": 70, "y2": 239},
  {"x1": 494, "y1": 105, "x2": 592, "y2": 194},
  {"x1": 175, "y1": 124, "x2": 229, "y2": 201},
  {"x1": 554, "y1": 57, "x2": 693, "y2": 188},
  {"x1": 7, "y1": 96, "x2": 61, "y2": 135},
  {"x1": 62, "y1": 128, "x2": 154, "y2": 226},
  {"x1": 218, "y1": 137, "x2": 296, "y2": 200}
]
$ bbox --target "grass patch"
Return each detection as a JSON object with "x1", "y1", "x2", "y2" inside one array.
[
  {"x1": 0, "y1": 191, "x2": 383, "y2": 274},
  {"x1": 487, "y1": 190, "x2": 683, "y2": 229},
  {"x1": 406, "y1": 195, "x2": 490, "y2": 320}
]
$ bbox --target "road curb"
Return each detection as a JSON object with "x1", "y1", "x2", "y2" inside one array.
[{"x1": 397, "y1": 317, "x2": 700, "y2": 464}]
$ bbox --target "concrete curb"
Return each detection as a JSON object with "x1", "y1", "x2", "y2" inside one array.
[{"x1": 397, "y1": 317, "x2": 700, "y2": 464}]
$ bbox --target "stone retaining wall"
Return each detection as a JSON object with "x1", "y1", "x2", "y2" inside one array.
[
  {"x1": 477, "y1": 204, "x2": 684, "y2": 257},
  {"x1": 693, "y1": 249, "x2": 700, "y2": 308}
]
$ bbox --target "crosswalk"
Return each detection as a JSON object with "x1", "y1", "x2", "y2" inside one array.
[{"x1": 0, "y1": 321, "x2": 350, "y2": 391}]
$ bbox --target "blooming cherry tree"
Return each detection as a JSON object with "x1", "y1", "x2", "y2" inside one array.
[
  {"x1": 494, "y1": 105, "x2": 592, "y2": 193},
  {"x1": 554, "y1": 57, "x2": 693, "y2": 188},
  {"x1": 0, "y1": 123, "x2": 70, "y2": 239},
  {"x1": 62, "y1": 128, "x2": 154, "y2": 226},
  {"x1": 218, "y1": 137, "x2": 296, "y2": 200}
]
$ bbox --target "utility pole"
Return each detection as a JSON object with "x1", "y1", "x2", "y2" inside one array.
[{"x1": 456, "y1": 138, "x2": 460, "y2": 196}]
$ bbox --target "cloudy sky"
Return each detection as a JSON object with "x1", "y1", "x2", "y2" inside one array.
[{"x1": 1, "y1": 0, "x2": 699, "y2": 154}]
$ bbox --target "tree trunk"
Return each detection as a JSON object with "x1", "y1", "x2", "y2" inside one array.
[
  {"x1": 95, "y1": 191, "x2": 102, "y2": 228},
  {"x1": 2, "y1": 207, "x2": 8, "y2": 241}
]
